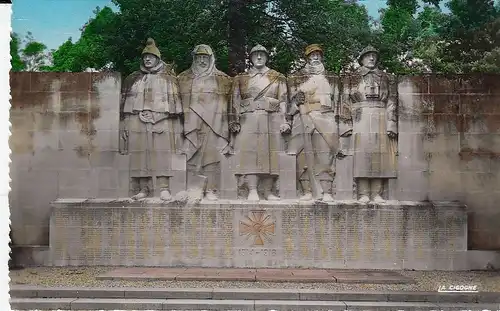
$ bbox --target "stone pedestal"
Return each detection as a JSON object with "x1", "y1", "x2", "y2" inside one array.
[{"x1": 49, "y1": 199, "x2": 467, "y2": 270}]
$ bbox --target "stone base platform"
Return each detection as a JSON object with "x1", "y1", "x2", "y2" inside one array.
[{"x1": 49, "y1": 199, "x2": 467, "y2": 270}]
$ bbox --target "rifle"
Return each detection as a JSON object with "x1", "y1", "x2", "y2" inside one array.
[{"x1": 288, "y1": 87, "x2": 323, "y2": 200}]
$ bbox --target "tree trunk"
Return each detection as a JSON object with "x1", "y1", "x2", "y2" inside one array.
[{"x1": 227, "y1": 0, "x2": 247, "y2": 76}]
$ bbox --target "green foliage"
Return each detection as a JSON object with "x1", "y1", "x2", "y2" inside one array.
[
  {"x1": 438, "y1": 0, "x2": 500, "y2": 73},
  {"x1": 21, "y1": 32, "x2": 50, "y2": 71},
  {"x1": 12, "y1": 0, "x2": 500, "y2": 74},
  {"x1": 48, "y1": 6, "x2": 117, "y2": 72},
  {"x1": 42, "y1": 0, "x2": 372, "y2": 76},
  {"x1": 376, "y1": 0, "x2": 500, "y2": 74},
  {"x1": 10, "y1": 33, "x2": 25, "y2": 72}
]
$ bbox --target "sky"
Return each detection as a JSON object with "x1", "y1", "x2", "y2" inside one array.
[
  {"x1": 11, "y1": 0, "x2": 118, "y2": 50},
  {"x1": 10, "y1": 0, "x2": 443, "y2": 51}
]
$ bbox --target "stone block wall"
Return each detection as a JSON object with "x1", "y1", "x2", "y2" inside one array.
[
  {"x1": 397, "y1": 75, "x2": 500, "y2": 250},
  {"x1": 9, "y1": 72, "x2": 126, "y2": 246},
  {"x1": 8, "y1": 72, "x2": 500, "y2": 251}
]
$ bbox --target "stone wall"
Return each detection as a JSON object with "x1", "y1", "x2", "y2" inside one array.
[
  {"x1": 8, "y1": 72, "x2": 500, "y2": 252},
  {"x1": 397, "y1": 75, "x2": 500, "y2": 251},
  {"x1": 9, "y1": 72, "x2": 126, "y2": 248}
]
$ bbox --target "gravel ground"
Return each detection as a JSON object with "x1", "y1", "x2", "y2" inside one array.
[{"x1": 8, "y1": 267, "x2": 500, "y2": 292}]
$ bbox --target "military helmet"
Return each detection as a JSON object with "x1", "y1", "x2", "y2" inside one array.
[
  {"x1": 193, "y1": 44, "x2": 212, "y2": 56},
  {"x1": 304, "y1": 44, "x2": 323, "y2": 57},
  {"x1": 249, "y1": 44, "x2": 269, "y2": 56},
  {"x1": 142, "y1": 38, "x2": 161, "y2": 58},
  {"x1": 357, "y1": 45, "x2": 379, "y2": 65}
]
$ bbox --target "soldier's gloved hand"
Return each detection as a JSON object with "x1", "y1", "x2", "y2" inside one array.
[
  {"x1": 293, "y1": 91, "x2": 306, "y2": 106},
  {"x1": 336, "y1": 150, "x2": 348, "y2": 159},
  {"x1": 229, "y1": 122, "x2": 241, "y2": 133},
  {"x1": 140, "y1": 110, "x2": 153, "y2": 118},
  {"x1": 140, "y1": 110, "x2": 154, "y2": 123},
  {"x1": 387, "y1": 130, "x2": 397, "y2": 139},
  {"x1": 280, "y1": 123, "x2": 291, "y2": 135}
]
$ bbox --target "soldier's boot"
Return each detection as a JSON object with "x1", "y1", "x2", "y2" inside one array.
[
  {"x1": 320, "y1": 180, "x2": 334, "y2": 202},
  {"x1": 204, "y1": 190, "x2": 217, "y2": 201},
  {"x1": 157, "y1": 176, "x2": 172, "y2": 201},
  {"x1": 246, "y1": 174, "x2": 260, "y2": 201},
  {"x1": 131, "y1": 178, "x2": 149, "y2": 200},
  {"x1": 371, "y1": 178, "x2": 384, "y2": 203},
  {"x1": 264, "y1": 176, "x2": 280, "y2": 201},
  {"x1": 357, "y1": 178, "x2": 370, "y2": 203},
  {"x1": 299, "y1": 180, "x2": 313, "y2": 201}
]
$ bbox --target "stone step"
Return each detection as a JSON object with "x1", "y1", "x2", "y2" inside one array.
[
  {"x1": 95, "y1": 268, "x2": 415, "y2": 284},
  {"x1": 9, "y1": 298, "x2": 500, "y2": 311},
  {"x1": 9, "y1": 285, "x2": 500, "y2": 303}
]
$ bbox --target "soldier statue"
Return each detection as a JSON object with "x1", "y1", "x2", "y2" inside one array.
[
  {"x1": 287, "y1": 44, "x2": 339, "y2": 202},
  {"x1": 119, "y1": 38, "x2": 184, "y2": 201},
  {"x1": 178, "y1": 44, "x2": 232, "y2": 200},
  {"x1": 228, "y1": 44, "x2": 289, "y2": 201},
  {"x1": 339, "y1": 46, "x2": 398, "y2": 203}
]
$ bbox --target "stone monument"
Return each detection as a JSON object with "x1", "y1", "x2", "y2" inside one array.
[
  {"x1": 228, "y1": 44, "x2": 289, "y2": 201},
  {"x1": 339, "y1": 45, "x2": 398, "y2": 203},
  {"x1": 287, "y1": 44, "x2": 339, "y2": 201},
  {"x1": 119, "y1": 38, "x2": 184, "y2": 201},
  {"x1": 178, "y1": 44, "x2": 232, "y2": 201},
  {"x1": 47, "y1": 41, "x2": 468, "y2": 271}
]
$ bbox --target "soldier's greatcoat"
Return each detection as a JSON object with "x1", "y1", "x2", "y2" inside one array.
[
  {"x1": 288, "y1": 64, "x2": 338, "y2": 182},
  {"x1": 178, "y1": 52, "x2": 231, "y2": 169},
  {"x1": 120, "y1": 62, "x2": 183, "y2": 178},
  {"x1": 230, "y1": 67, "x2": 288, "y2": 175},
  {"x1": 340, "y1": 67, "x2": 398, "y2": 178}
]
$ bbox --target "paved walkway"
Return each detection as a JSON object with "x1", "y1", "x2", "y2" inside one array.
[{"x1": 96, "y1": 268, "x2": 414, "y2": 284}]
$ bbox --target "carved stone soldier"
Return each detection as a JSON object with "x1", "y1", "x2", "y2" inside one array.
[
  {"x1": 178, "y1": 44, "x2": 232, "y2": 200},
  {"x1": 229, "y1": 44, "x2": 289, "y2": 201},
  {"x1": 286, "y1": 44, "x2": 339, "y2": 202},
  {"x1": 119, "y1": 38, "x2": 184, "y2": 201},
  {"x1": 339, "y1": 45, "x2": 398, "y2": 203}
]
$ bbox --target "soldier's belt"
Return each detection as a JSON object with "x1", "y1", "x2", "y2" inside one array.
[
  {"x1": 240, "y1": 98, "x2": 280, "y2": 112},
  {"x1": 352, "y1": 101, "x2": 386, "y2": 109}
]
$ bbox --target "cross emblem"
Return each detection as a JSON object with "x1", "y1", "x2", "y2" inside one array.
[{"x1": 239, "y1": 211, "x2": 276, "y2": 246}]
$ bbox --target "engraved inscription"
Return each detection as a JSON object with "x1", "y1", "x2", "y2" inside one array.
[
  {"x1": 239, "y1": 210, "x2": 276, "y2": 246},
  {"x1": 237, "y1": 248, "x2": 277, "y2": 257},
  {"x1": 49, "y1": 200, "x2": 467, "y2": 270},
  {"x1": 301, "y1": 213, "x2": 310, "y2": 257}
]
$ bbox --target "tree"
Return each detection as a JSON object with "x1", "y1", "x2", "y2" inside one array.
[
  {"x1": 49, "y1": 38, "x2": 77, "y2": 71},
  {"x1": 438, "y1": 0, "x2": 500, "y2": 73},
  {"x1": 21, "y1": 32, "x2": 50, "y2": 71},
  {"x1": 43, "y1": 0, "x2": 500, "y2": 74},
  {"x1": 376, "y1": 0, "x2": 444, "y2": 73},
  {"x1": 48, "y1": 6, "x2": 117, "y2": 72},
  {"x1": 10, "y1": 33, "x2": 25, "y2": 71},
  {"x1": 44, "y1": 0, "x2": 371, "y2": 76}
]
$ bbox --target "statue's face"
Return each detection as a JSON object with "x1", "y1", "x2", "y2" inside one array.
[
  {"x1": 307, "y1": 51, "x2": 323, "y2": 66},
  {"x1": 142, "y1": 53, "x2": 159, "y2": 69},
  {"x1": 251, "y1": 51, "x2": 267, "y2": 69},
  {"x1": 194, "y1": 54, "x2": 210, "y2": 69},
  {"x1": 361, "y1": 52, "x2": 378, "y2": 69}
]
